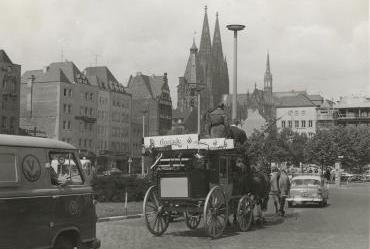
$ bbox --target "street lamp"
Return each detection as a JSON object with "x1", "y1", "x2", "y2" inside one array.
[
  {"x1": 128, "y1": 157, "x2": 132, "y2": 175},
  {"x1": 141, "y1": 108, "x2": 148, "y2": 176},
  {"x1": 189, "y1": 83, "x2": 206, "y2": 134},
  {"x1": 226, "y1": 24, "x2": 245, "y2": 121}
]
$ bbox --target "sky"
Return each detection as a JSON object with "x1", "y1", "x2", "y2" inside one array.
[{"x1": 0, "y1": 0, "x2": 369, "y2": 106}]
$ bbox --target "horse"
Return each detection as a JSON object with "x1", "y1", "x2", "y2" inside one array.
[{"x1": 233, "y1": 157, "x2": 271, "y2": 225}]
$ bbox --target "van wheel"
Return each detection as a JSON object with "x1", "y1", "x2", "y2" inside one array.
[{"x1": 54, "y1": 236, "x2": 74, "y2": 249}]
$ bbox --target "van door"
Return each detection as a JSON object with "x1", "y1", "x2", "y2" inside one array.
[
  {"x1": 0, "y1": 147, "x2": 53, "y2": 249},
  {"x1": 48, "y1": 151, "x2": 95, "y2": 245},
  {"x1": 0, "y1": 151, "x2": 19, "y2": 248}
]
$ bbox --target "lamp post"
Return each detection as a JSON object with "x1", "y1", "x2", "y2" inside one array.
[
  {"x1": 189, "y1": 83, "x2": 206, "y2": 134},
  {"x1": 141, "y1": 109, "x2": 148, "y2": 176},
  {"x1": 128, "y1": 157, "x2": 132, "y2": 175},
  {"x1": 226, "y1": 24, "x2": 245, "y2": 121}
]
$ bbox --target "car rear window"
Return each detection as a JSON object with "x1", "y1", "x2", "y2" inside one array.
[
  {"x1": 292, "y1": 179, "x2": 320, "y2": 186},
  {"x1": 0, "y1": 154, "x2": 18, "y2": 184}
]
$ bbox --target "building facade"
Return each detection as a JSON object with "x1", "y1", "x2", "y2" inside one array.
[
  {"x1": 333, "y1": 96, "x2": 370, "y2": 126},
  {"x1": 177, "y1": 8, "x2": 229, "y2": 114},
  {"x1": 126, "y1": 72, "x2": 172, "y2": 136},
  {"x1": 20, "y1": 62, "x2": 98, "y2": 153},
  {"x1": 85, "y1": 66, "x2": 132, "y2": 170},
  {"x1": 276, "y1": 94, "x2": 319, "y2": 137},
  {"x1": 0, "y1": 50, "x2": 21, "y2": 135}
]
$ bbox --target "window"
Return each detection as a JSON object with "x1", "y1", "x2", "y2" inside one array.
[
  {"x1": 295, "y1": 120, "x2": 299, "y2": 128},
  {"x1": 9, "y1": 117, "x2": 15, "y2": 132},
  {"x1": 79, "y1": 138, "x2": 82, "y2": 146},
  {"x1": 309, "y1": 120, "x2": 313, "y2": 127},
  {"x1": 85, "y1": 92, "x2": 88, "y2": 100},
  {"x1": 89, "y1": 139, "x2": 92, "y2": 148},
  {"x1": 281, "y1": 120, "x2": 286, "y2": 128},
  {"x1": 301, "y1": 120, "x2": 306, "y2": 128},
  {"x1": 0, "y1": 154, "x2": 18, "y2": 184},
  {"x1": 288, "y1": 110, "x2": 293, "y2": 116},
  {"x1": 67, "y1": 138, "x2": 71, "y2": 143},
  {"x1": 90, "y1": 93, "x2": 93, "y2": 101},
  {"x1": 301, "y1": 110, "x2": 306, "y2": 116},
  {"x1": 89, "y1": 108, "x2": 93, "y2": 116},
  {"x1": 288, "y1": 120, "x2": 292, "y2": 128},
  {"x1": 84, "y1": 139, "x2": 87, "y2": 147},
  {"x1": 84, "y1": 107, "x2": 88, "y2": 115},
  {"x1": 67, "y1": 121, "x2": 71, "y2": 129},
  {"x1": 295, "y1": 110, "x2": 299, "y2": 116},
  {"x1": 68, "y1": 89, "x2": 72, "y2": 97},
  {"x1": 63, "y1": 120, "x2": 66, "y2": 129},
  {"x1": 49, "y1": 152, "x2": 83, "y2": 185},
  {"x1": 63, "y1": 89, "x2": 67, "y2": 96},
  {"x1": 68, "y1": 105, "x2": 72, "y2": 114},
  {"x1": 1, "y1": 116, "x2": 7, "y2": 129},
  {"x1": 63, "y1": 104, "x2": 67, "y2": 113}
]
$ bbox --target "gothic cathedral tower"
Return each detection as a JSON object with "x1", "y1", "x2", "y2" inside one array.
[
  {"x1": 177, "y1": 6, "x2": 229, "y2": 115},
  {"x1": 263, "y1": 52, "x2": 274, "y2": 118}
]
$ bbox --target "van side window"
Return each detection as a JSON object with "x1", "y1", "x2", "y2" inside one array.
[
  {"x1": 49, "y1": 152, "x2": 83, "y2": 185},
  {"x1": 0, "y1": 154, "x2": 18, "y2": 184}
]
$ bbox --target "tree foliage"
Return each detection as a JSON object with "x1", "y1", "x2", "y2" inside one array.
[{"x1": 246, "y1": 125, "x2": 370, "y2": 172}]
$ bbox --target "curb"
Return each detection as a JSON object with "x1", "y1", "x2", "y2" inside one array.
[{"x1": 98, "y1": 214, "x2": 143, "y2": 223}]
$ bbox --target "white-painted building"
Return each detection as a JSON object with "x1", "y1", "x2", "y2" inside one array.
[{"x1": 276, "y1": 94, "x2": 320, "y2": 137}]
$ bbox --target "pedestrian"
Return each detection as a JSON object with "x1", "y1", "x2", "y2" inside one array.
[
  {"x1": 278, "y1": 166, "x2": 291, "y2": 216},
  {"x1": 269, "y1": 166, "x2": 280, "y2": 214}
]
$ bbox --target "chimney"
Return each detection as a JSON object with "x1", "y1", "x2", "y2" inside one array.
[{"x1": 43, "y1": 66, "x2": 49, "y2": 73}]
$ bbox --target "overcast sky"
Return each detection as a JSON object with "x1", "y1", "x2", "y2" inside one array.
[{"x1": 1, "y1": 0, "x2": 368, "y2": 105}]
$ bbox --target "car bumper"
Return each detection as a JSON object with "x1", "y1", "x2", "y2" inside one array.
[{"x1": 287, "y1": 196, "x2": 323, "y2": 202}]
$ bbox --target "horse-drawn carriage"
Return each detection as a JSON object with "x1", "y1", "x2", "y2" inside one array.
[{"x1": 142, "y1": 134, "x2": 255, "y2": 238}]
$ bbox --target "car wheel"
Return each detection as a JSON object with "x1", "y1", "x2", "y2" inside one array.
[{"x1": 53, "y1": 236, "x2": 74, "y2": 249}]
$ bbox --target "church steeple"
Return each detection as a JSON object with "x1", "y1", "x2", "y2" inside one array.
[
  {"x1": 264, "y1": 51, "x2": 272, "y2": 89},
  {"x1": 199, "y1": 5, "x2": 212, "y2": 58},
  {"x1": 212, "y1": 12, "x2": 223, "y2": 60}
]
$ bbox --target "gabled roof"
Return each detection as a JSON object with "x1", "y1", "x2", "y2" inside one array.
[
  {"x1": 48, "y1": 61, "x2": 88, "y2": 84},
  {"x1": 37, "y1": 67, "x2": 71, "y2": 83},
  {"x1": 0, "y1": 50, "x2": 12, "y2": 64},
  {"x1": 85, "y1": 66, "x2": 126, "y2": 93},
  {"x1": 276, "y1": 94, "x2": 317, "y2": 108},
  {"x1": 21, "y1": 70, "x2": 43, "y2": 84},
  {"x1": 127, "y1": 73, "x2": 168, "y2": 99}
]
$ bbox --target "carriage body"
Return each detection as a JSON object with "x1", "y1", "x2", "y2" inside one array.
[{"x1": 143, "y1": 134, "x2": 254, "y2": 238}]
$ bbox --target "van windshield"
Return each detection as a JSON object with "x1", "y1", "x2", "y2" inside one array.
[{"x1": 49, "y1": 152, "x2": 83, "y2": 185}]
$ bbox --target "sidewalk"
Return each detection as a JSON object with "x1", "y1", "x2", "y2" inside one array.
[{"x1": 96, "y1": 201, "x2": 143, "y2": 221}]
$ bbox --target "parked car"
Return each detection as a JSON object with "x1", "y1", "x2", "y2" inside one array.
[{"x1": 287, "y1": 174, "x2": 329, "y2": 207}]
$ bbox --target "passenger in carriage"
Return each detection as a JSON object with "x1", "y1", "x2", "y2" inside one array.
[
  {"x1": 229, "y1": 120, "x2": 247, "y2": 147},
  {"x1": 208, "y1": 103, "x2": 228, "y2": 138}
]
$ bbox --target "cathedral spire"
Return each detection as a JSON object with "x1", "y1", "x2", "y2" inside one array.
[
  {"x1": 199, "y1": 5, "x2": 212, "y2": 58},
  {"x1": 212, "y1": 11, "x2": 223, "y2": 60},
  {"x1": 266, "y1": 51, "x2": 270, "y2": 73}
]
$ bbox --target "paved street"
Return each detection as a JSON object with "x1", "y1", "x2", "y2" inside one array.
[{"x1": 97, "y1": 183, "x2": 370, "y2": 249}]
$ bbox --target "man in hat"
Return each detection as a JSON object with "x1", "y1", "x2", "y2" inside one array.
[{"x1": 208, "y1": 103, "x2": 228, "y2": 138}]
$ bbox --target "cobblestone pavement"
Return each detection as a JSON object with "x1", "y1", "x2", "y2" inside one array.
[{"x1": 97, "y1": 184, "x2": 370, "y2": 249}]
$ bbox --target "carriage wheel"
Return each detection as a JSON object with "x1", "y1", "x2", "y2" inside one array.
[
  {"x1": 143, "y1": 185, "x2": 169, "y2": 236},
  {"x1": 203, "y1": 186, "x2": 227, "y2": 239},
  {"x1": 185, "y1": 211, "x2": 201, "y2": 230},
  {"x1": 237, "y1": 195, "x2": 253, "y2": 232}
]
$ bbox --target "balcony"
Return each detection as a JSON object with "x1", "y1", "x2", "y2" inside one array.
[{"x1": 75, "y1": 115, "x2": 97, "y2": 123}]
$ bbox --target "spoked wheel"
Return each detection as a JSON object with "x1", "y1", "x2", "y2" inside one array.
[
  {"x1": 237, "y1": 195, "x2": 253, "y2": 232},
  {"x1": 143, "y1": 185, "x2": 169, "y2": 236},
  {"x1": 203, "y1": 186, "x2": 228, "y2": 239},
  {"x1": 185, "y1": 211, "x2": 201, "y2": 230}
]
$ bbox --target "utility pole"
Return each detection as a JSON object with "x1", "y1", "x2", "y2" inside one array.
[{"x1": 227, "y1": 24, "x2": 245, "y2": 121}]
